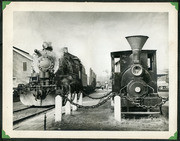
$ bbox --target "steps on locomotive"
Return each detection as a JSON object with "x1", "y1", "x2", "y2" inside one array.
[{"x1": 111, "y1": 106, "x2": 164, "y2": 119}]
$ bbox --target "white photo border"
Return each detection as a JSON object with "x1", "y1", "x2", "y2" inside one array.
[{"x1": 3, "y1": 2, "x2": 178, "y2": 139}]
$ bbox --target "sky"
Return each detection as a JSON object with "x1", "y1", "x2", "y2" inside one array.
[{"x1": 13, "y1": 12, "x2": 168, "y2": 79}]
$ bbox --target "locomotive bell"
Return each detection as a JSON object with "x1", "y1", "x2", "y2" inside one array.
[{"x1": 126, "y1": 35, "x2": 148, "y2": 64}]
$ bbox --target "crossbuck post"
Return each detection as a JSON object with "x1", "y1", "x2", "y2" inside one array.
[
  {"x1": 72, "y1": 93, "x2": 77, "y2": 111},
  {"x1": 65, "y1": 93, "x2": 71, "y2": 115},
  {"x1": 55, "y1": 95, "x2": 62, "y2": 122},
  {"x1": 114, "y1": 95, "x2": 121, "y2": 122}
]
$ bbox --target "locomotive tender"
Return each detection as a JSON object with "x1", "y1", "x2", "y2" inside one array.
[
  {"x1": 111, "y1": 35, "x2": 162, "y2": 112},
  {"x1": 17, "y1": 42, "x2": 96, "y2": 106}
]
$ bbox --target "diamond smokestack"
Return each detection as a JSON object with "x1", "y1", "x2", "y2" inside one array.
[{"x1": 126, "y1": 35, "x2": 149, "y2": 64}]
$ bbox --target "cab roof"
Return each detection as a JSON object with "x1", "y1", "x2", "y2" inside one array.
[{"x1": 111, "y1": 50, "x2": 156, "y2": 58}]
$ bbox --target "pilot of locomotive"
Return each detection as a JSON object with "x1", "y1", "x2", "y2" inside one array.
[{"x1": 111, "y1": 36, "x2": 162, "y2": 112}]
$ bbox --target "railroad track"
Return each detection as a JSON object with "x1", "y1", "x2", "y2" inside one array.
[
  {"x1": 13, "y1": 105, "x2": 55, "y2": 125},
  {"x1": 13, "y1": 105, "x2": 55, "y2": 113},
  {"x1": 13, "y1": 106, "x2": 34, "y2": 113}
]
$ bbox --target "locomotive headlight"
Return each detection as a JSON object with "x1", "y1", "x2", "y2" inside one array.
[
  {"x1": 135, "y1": 86, "x2": 141, "y2": 93},
  {"x1": 127, "y1": 80, "x2": 147, "y2": 97},
  {"x1": 38, "y1": 56, "x2": 54, "y2": 72},
  {"x1": 39, "y1": 58, "x2": 51, "y2": 68},
  {"x1": 131, "y1": 64, "x2": 143, "y2": 76}
]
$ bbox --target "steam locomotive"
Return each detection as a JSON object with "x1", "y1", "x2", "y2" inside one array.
[
  {"x1": 111, "y1": 35, "x2": 162, "y2": 112},
  {"x1": 16, "y1": 42, "x2": 96, "y2": 106}
]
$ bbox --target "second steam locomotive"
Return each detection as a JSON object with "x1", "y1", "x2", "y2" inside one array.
[
  {"x1": 16, "y1": 43, "x2": 96, "y2": 106},
  {"x1": 111, "y1": 35, "x2": 163, "y2": 112}
]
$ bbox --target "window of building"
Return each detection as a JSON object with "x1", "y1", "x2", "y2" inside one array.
[{"x1": 23, "y1": 62, "x2": 27, "y2": 71}]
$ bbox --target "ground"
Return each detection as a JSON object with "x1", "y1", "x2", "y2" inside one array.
[
  {"x1": 49, "y1": 89, "x2": 169, "y2": 131},
  {"x1": 13, "y1": 89, "x2": 169, "y2": 131}
]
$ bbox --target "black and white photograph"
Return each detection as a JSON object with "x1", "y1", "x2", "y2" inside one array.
[{"x1": 2, "y1": 2, "x2": 178, "y2": 139}]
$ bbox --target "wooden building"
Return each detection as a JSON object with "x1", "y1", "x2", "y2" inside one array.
[{"x1": 13, "y1": 46, "x2": 33, "y2": 88}]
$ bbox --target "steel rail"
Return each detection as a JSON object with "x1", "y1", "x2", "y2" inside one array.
[
  {"x1": 13, "y1": 105, "x2": 55, "y2": 113},
  {"x1": 13, "y1": 106, "x2": 55, "y2": 125}
]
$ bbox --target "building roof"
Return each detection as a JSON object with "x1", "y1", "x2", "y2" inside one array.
[{"x1": 13, "y1": 46, "x2": 33, "y2": 61}]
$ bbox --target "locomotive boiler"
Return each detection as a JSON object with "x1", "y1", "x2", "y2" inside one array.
[
  {"x1": 16, "y1": 42, "x2": 96, "y2": 106},
  {"x1": 111, "y1": 35, "x2": 162, "y2": 113}
]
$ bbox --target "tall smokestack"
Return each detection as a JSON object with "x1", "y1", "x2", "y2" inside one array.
[{"x1": 126, "y1": 35, "x2": 148, "y2": 64}]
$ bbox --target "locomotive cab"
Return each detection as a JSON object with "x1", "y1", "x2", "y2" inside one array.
[{"x1": 111, "y1": 50, "x2": 157, "y2": 94}]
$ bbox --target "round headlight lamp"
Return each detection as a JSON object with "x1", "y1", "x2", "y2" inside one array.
[
  {"x1": 131, "y1": 64, "x2": 143, "y2": 76},
  {"x1": 38, "y1": 56, "x2": 54, "y2": 72}
]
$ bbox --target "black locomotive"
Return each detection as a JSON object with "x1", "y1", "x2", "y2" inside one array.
[
  {"x1": 16, "y1": 42, "x2": 96, "y2": 106},
  {"x1": 111, "y1": 35, "x2": 162, "y2": 112}
]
